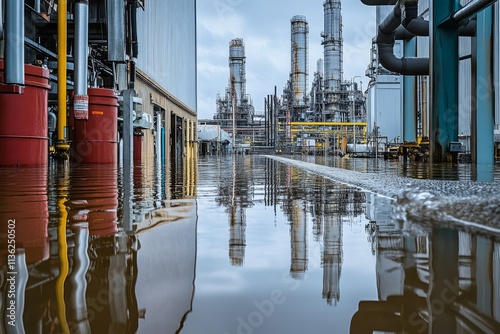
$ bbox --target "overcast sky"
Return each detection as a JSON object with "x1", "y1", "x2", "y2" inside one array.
[{"x1": 196, "y1": 0, "x2": 378, "y2": 120}]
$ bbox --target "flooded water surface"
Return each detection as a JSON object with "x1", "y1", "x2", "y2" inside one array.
[{"x1": 0, "y1": 155, "x2": 499, "y2": 333}]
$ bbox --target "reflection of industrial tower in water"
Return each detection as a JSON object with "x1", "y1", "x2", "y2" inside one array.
[
  {"x1": 216, "y1": 157, "x2": 254, "y2": 266},
  {"x1": 320, "y1": 186, "x2": 365, "y2": 306},
  {"x1": 322, "y1": 204, "x2": 343, "y2": 306},
  {"x1": 229, "y1": 205, "x2": 246, "y2": 266},
  {"x1": 290, "y1": 199, "x2": 308, "y2": 278}
]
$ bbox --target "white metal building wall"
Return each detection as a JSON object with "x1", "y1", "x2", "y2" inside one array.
[{"x1": 136, "y1": 0, "x2": 197, "y2": 112}]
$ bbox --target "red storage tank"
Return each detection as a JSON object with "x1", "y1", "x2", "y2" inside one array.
[
  {"x1": 0, "y1": 59, "x2": 51, "y2": 166},
  {"x1": 70, "y1": 88, "x2": 118, "y2": 164}
]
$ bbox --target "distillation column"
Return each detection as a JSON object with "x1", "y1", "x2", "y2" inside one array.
[
  {"x1": 322, "y1": 0, "x2": 342, "y2": 120},
  {"x1": 290, "y1": 15, "x2": 309, "y2": 121}
]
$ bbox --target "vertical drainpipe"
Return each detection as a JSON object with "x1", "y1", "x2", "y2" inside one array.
[
  {"x1": 403, "y1": 38, "x2": 417, "y2": 144},
  {"x1": 74, "y1": 1, "x2": 89, "y2": 102},
  {"x1": 57, "y1": 0, "x2": 69, "y2": 150},
  {"x1": 430, "y1": 0, "x2": 460, "y2": 163},
  {"x1": 5, "y1": 0, "x2": 25, "y2": 85},
  {"x1": 474, "y1": 5, "x2": 495, "y2": 181}
]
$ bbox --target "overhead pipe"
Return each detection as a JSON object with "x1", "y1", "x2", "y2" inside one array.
[
  {"x1": 5, "y1": 0, "x2": 25, "y2": 85},
  {"x1": 452, "y1": 0, "x2": 498, "y2": 23},
  {"x1": 377, "y1": 1, "x2": 479, "y2": 76},
  {"x1": 376, "y1": 2, "x2": 429, "y2": 75},
  {"x1": 57, "y1": 0, "x2": 69, "y2": 149}
]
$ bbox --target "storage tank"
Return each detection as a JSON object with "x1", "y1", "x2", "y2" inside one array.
[
  {"x1": 0, "y1": 60, "x2": 51, "y2": 166},
  {"x1": 291, "y1": 15, "x2": 309, "y2": 108},
  {"x1": 70, "y1": 87, "x2": 118, "y2": 164}
]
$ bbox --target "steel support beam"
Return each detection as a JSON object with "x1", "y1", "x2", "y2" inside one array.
[
  {"x1": 476, "y1": 236, "x2": 493, "y2": 315},
  {"x1": 403, "y1": 38, "x2": 417, "y2": 143},
  {"x1": 429, "y1": 228, "x2": 459, "y2": 333},
  {"x1": 474, "y1": 6, "x2": 495, "y2": 181},
  {"x1": 430, "y1": 0, "x2": 460, "y2": 163}
]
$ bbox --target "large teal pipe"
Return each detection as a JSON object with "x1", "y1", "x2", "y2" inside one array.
[
  {"x1": 474, "y1": 6, "x2": 495, "y2": 180},
  {"x1": 403, "y1": 38, "x2": 417, "y2": 143},
  {"x1": 430, "y1": 0, "x2": 460, "y2": 163}
]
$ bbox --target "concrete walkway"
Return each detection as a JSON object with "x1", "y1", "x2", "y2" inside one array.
[{"x1": 266, "y1": 156, "x2": 500, "y2": 236}]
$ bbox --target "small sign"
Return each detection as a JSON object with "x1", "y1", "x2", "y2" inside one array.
[
  {"x1": 74, "y1": 95, "x2": 88, "y2": 120},
  {"x1": 449, "y1": 142, "x2": 463, "y2": 153},
  {"x1": 92, "y1": 111, "x2": 104, "y2": 115}
]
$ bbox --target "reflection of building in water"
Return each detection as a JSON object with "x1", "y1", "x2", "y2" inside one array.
[
  {"x1": 355, "y1": 202, "x2": 500, "y2": 333},
  {"x1": 290, "y1": 199, "x2": 308, "y2": 279},
  {"x1": 134, "y1": 199, "x2": 197, "y2": 333},
  {"x1": 0, "y1": 159, "x2": 197, "y2": 332}
]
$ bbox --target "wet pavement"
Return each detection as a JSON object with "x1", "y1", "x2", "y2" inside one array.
[{"x1": 0, "y1": 155, "x2": 499, "y2": 333}]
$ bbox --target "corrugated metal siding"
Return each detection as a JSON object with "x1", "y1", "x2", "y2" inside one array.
[
  {"x1": 136, "y1": 0, "x2": 197, "y2": 112},
  {"x1": 458, "y1": 58, "x2": 472, "y2": 137},
  {"x1": 374, "y1": 75, "x2": 402, "y2": 142}
]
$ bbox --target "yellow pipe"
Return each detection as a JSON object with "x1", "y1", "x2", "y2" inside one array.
[
  {"x1": 57, "y1": 0, "x2": 69, "y2": 149},
  {"x1": 56, "y1": 194, "x2": 70, "y2": 333},
  {"x1": 279, "y1": 121, "x2": 368, "y2": 126}
]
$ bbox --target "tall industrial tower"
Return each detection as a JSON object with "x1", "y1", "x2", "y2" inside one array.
[
  {"x1": 290, "y1": 15, "x2": 309, "y2": 121},
  {"x1": 322, "y1": 0, "x2": 344, "y2": 121},
  {"x1": 229, "y1": 38, "x2": 246, "y2": 106},
  {"x1": 214, "y1": 38, "x2": 254, "y2": 130}
]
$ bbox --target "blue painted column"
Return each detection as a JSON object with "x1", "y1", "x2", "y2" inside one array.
[
  {"x1": 475, "y1": 6, "x2": 495, "y2": 181},
  {"x1": 475, "y1": 236, "x2": 493, "y2": 316},
  {"x1": 430, "y1": 0, "x2": 460, "y2": 163},
  {"x1": 403, "y1": 38, "x2": 417, "y2": 143}
]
